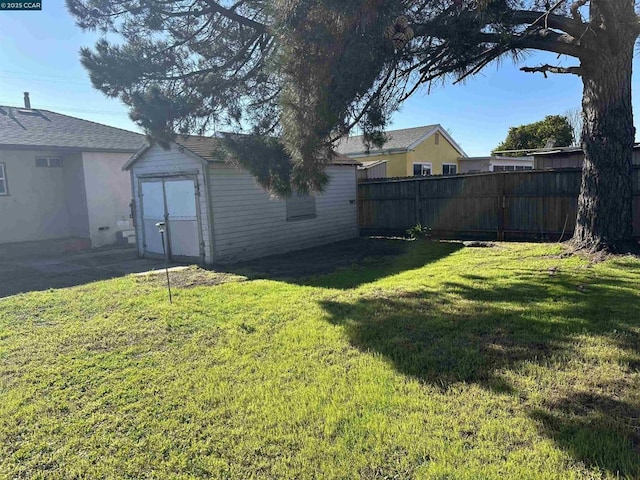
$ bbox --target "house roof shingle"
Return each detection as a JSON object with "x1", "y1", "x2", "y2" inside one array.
[
  {"x1": 175, "y1": 135, "x2": 360, "y2": 165},
  {"x1": 0, "y1": 106, "x2": 145, "y2": 152},
  {"x1": 126, "y1": 134, "x2": 360, "y2": 170},
  {"x1": 335, "y1": 125, "x2": 440, "y2": 155}
]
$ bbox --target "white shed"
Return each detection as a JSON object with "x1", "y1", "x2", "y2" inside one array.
[{"x1": 124, "y1": 136, "x2": 360, "y2": 264}]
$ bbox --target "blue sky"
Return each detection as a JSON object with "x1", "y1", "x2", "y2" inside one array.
[{"x1": 0, "y1": 3, "x2": 637, "y2": 157}]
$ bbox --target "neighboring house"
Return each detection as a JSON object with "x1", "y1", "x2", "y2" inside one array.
[
  {"x1": 125, "y1": 136, "x2": 359, "y2": 264},
  {"x1": 335, "y1": 125, "x2": 467, "y2": 178},
  {"x1": 0, "y1": 94, "x2": 145, "y2": 251},
  {"x1": 530, "y1": 145, "x2": 640, "y2": 169},
  {"x1": 458, "y1": 156, "x2": 534, "y2": 173},
  {"x1": 357, "y1": 160, "x2": 387, "y2": 181}
]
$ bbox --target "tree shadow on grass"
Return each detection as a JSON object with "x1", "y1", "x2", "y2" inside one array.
[
  {"x1": 531, "y1": 393, "x2": 640, "y2": 478},
  {"x1": 218, "y1": 238, "x2": 463, "y2": 290},
  {"x1": 319, "y1": 268, "x2": 640, "y2": 477}
]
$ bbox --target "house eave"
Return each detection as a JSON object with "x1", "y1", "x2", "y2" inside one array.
[
  {"x1": 0, "y1": 143, "x2": 142, "y2": 154},
  {"x1": 343, "y1": 148, "x2": 408, "y2": 158}
]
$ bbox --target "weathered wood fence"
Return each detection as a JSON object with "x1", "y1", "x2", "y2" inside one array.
[{"x1": 358, "y1": 168, "x2": 640, "y2": 240}]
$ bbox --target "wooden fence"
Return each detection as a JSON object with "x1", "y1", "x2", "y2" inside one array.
[{"x1": 358, "y1": 168, "x2": 640, "y2": 240}]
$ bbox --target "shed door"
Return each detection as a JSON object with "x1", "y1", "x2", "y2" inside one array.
[
  {"x1": 164, "y1": 179, "x2": 199, "y2": 258},
  {"x1": 141, "y1": 180, "x2": 165, "y2": 256},
  {"x1": 140, "y1": 178, "x2": 201, "y2": 260}
]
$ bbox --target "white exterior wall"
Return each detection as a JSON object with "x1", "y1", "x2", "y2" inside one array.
[
  {"x1": 82, "y1": 152, "x2": 134, "y2": 247},
  {"x1": 209, "y1": 165, "x2": 358, "y2": 263},
  {"x1": 489, "y1": 157, "x2": 534, "y2": 171},
  {"x1": 130, "y1": 144, "x2": 212, "y2": 263},
  {"x1": 0, "y1": 150, "x2": 72, "y2": 244}
]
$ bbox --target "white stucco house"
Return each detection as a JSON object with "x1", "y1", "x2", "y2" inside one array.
[
  {"x1": 0, "y1": 96, "x2": 145, "y2": 252},
  {"x1": 125, "y1": 136, "x2": 359, "y2": 264}
]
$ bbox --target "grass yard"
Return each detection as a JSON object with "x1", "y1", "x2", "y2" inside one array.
[{"x1": 1, "y1": 240, "x2": 639, "y2": 479}]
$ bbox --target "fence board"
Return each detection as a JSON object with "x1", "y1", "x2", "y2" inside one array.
[{"x1": 359, "y1": 168, "x2": 640, "y2": 240}]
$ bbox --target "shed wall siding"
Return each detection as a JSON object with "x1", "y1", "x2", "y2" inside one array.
[
  {"x1": 130, "y1": 144, "x2": 212, "y2": 263},
  {"x1": 209, "y1": 165, "x2": 358, "y2": 263}
]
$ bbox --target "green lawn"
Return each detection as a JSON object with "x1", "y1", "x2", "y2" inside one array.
[{"x1": 1, "y1": 240, "x2": 639, "y2": 479}]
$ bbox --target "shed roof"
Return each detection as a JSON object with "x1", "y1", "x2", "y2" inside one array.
[
  {"x1": 358, "y1": 159, "x2": 388, "y2": 170},
  {"x1": 125, "y1": 135, "x2": 360, "y2": 170},
  {"x1": 0, "y1": 105, "x2": 145, "y2": 152}
]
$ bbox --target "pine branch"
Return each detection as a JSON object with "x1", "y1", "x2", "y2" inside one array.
[
  {"x1": 520, "y1": 64, "x2": 582, "y2": 77},
  {"x1": 201, "y1": 0, "x2": 266, "y2": 33},
  {"x1": 510, "y1": 7, "x2": 587, "y2": 38}
]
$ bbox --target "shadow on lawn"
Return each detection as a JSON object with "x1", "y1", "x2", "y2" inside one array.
[
  {"x1": 223, "y1": 237, "x2": 463, "y2": 290},
  {"x1": 319, "y1": 267, "x2": 640, "y2": 477}
]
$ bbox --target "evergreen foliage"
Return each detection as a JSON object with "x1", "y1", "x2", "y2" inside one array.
[
  {"x1": 495, "y1": 115, "x2": 574, "y2": 152},
  {"x1": 67, "y1": 0, "x2": 640, "y2": 250}
]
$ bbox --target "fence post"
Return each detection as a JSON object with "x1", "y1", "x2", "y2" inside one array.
[
  {"x1": 497, "y1": 173, "x2": 506, "y2": 241},
  {"x1": 414, "y1": 179, "x2": 420, "y2": 226}
]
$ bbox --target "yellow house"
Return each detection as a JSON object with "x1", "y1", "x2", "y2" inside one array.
[{"x1": 335, "y1": 124, "x2": 467, "y2": 178}]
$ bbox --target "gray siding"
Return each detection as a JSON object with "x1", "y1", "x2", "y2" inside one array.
[
  {"x1": 130, "y1": 144, "x2": 212, "y2": 263},
  {"x1": 357, "y1": 161, "x2": 388, "y2": 180},
  {"x1": 209, "y1": 165, "x2": 358, "y2": 263}
]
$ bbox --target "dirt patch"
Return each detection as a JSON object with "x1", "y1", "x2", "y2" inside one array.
[{"x1": 136, "y1": 266, "x2": 247, "y2": 289}]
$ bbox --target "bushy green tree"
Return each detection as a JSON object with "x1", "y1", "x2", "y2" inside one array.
[
  {"x1": 495, "y1": 115, "x2": 574, "y2": 152},
  {"x1": 67, "y1": 0, "x2": 640, "y2": 252}
]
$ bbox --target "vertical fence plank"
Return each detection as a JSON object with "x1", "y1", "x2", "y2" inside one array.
[{"x1": 358, "y1": 168, "x2": 639, "y2": 239}]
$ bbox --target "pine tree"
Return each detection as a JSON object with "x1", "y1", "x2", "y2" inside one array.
[{"x1": 67, "y1": 0, "x2": 640, "y2": 252}]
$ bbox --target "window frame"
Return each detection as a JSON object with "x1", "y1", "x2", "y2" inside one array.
[
  {"x1": 35, "y1": 156, "x2": 63, "y2": 168},
  {"x1": 412, "y1": 162, "x2": 432, "y2": 176},
  {"x1": 0, "y1": 163, "x2": 7, "y2": 196},
  {"x1": 442, "y1": 163, "x2": 457, "y2": 175},
  {"x1": 286, "y1": 191, "x2": 317, "y2": 221}
]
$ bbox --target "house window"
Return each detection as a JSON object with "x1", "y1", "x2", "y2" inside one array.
[
  {"x1": 493, "y1": 165, "x2": 515, "y2": 172},
  {"x1": 442, "y1": 164, "x2": 457, "y2": 175},
  {"x1": 413, "y1": 163, "x2": 432, "y2": 176},
  {"x1": 434, "y1": 132, "x2": 440, "y2": 145},
  {"x1": 515, "y1": 165, "x2": 533, "y2": 171},
  {"x1": 0, "y1": 163, "x2": 7, "y2": 195},
  {"x1": 286, "y1": 191, "x2": 316, "y2": 220},
  {"x1": 35, "y1": 157, "x2": 62, "y2": 168}
]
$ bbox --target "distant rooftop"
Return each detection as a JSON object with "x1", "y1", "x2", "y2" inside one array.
[
  {"x1": 335, "y1": 125, "x2": 440, "y2": 155},
  {"x1": 335, "y1": 124, "x2": 467, "y2": 157},
  {"x1": 0, "y1": 105, "x2": 144, "y2": 152}
]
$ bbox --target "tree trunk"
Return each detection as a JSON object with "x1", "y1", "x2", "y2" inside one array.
[{"x1": 572, "y1": 6, "x2": 637, "y2": 253}]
